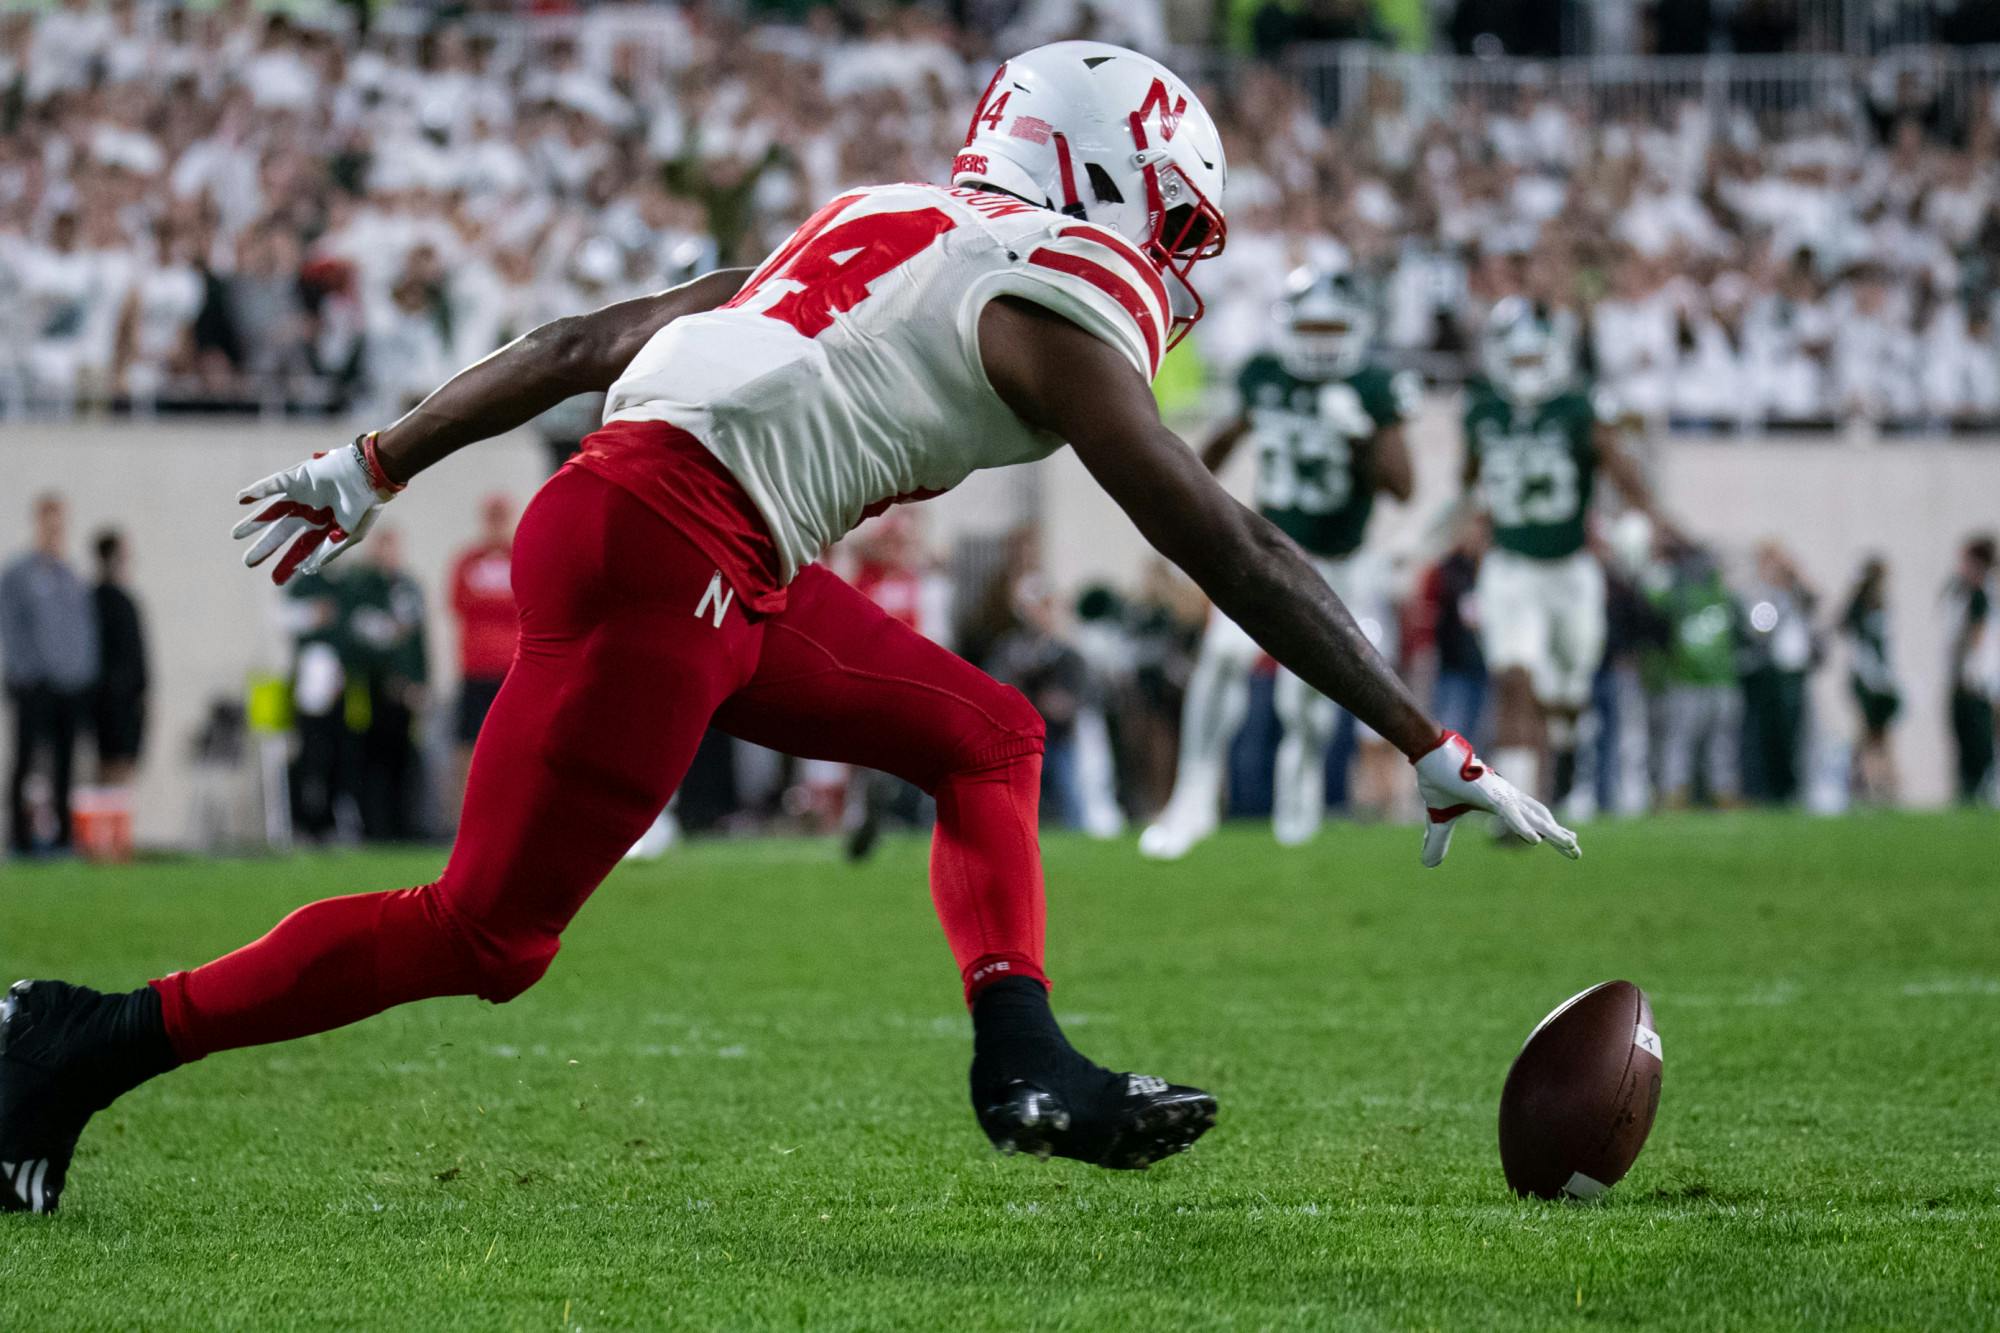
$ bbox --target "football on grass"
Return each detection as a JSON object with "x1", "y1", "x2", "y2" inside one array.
[{"x1": 1498, "y1": 979, "x2": 1663, "y2": 1200}]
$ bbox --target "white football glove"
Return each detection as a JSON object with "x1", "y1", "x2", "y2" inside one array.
[
  {"x1": 1412, "y1": 730, "x2": 1580, "y2": 869},
  {"x1": 232, "y1": 438, "x2": 397, "y2": 585}
]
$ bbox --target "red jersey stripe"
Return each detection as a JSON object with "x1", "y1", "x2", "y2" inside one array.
[
  {"x1": 1026, "y1": 247, "x2": 1162, "y2": 373},
  {"x1": 1056, "y1": 224, "x2": 1171, "y2": 325}
]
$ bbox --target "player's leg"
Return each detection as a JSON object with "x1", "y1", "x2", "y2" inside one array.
[
  {"x1": 1271, "y1": 667, "x2": 1338, "y2": 846},
  {"x1": 1139, "y1": 610, "x2": 1258, "y2": 859},
  {"x1": 1544, "y1": 554, "x2": 1607, "y2": 817},
  {"x1": 1, "y1": 470, "x2": 753, "y2": 1212},
  {"x1": 625, "y1": 796, "x2": 683, "y2": 862},
  {"x1": 156, "y1": 471, "x2": 755, "y2": 1052},
  {"x1": 712, "y1": 567, "x2": 1213, "y2": 1169},
  {"x1": 1476, "y1": 551, "x2": 1549, "y2": 801}
]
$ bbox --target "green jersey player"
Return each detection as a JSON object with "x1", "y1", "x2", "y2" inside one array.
[
  {"x1": 1141, "y1": 269, "x2": 1416, "y2": 859},
  {"x1": 1461, "y1": 297, "x2": 1675, "y2": 814}
]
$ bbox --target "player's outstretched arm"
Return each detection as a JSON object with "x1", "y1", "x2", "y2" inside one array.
[
  {"x1": 371, "y1": 267, "x2": 750, "y2": 485},
  {"x1": 230, "y1": 268, "x2": 749, "y2": 585},
  {"x1": 979, "y1": 297, "x2": 1577, "y2": 865}
]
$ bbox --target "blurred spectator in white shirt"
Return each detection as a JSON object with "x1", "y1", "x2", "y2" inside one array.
[
  {"x1": 26, "y1": 0, "x2": 116, "y2": 103},
  {"x1": 1671, "y1": 274, "x2": 1758, "y2": 428},
  {"x1": 112, "y1": 217, "x2": 203, "y2": 404},
  {"x1": 1831, "y1": 268, "x2": 1924, "y2": 424},
  {"x1": 1593, "y1": 253, "x2": 1679, "y2": 422},
  {"x1": 1921, "y1": 297, "x2": 2000, "y2": 425}
]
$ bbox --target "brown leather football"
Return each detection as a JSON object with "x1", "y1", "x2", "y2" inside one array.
[{"x1": 1498, "y1": 979, "x2": 1663, "y2": 1200}]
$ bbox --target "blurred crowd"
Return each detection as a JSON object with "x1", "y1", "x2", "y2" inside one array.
[
  {"x1": 0, "y1": 0, "x2": 1165, "y2": 417},
  {"x1": 7, "y1": 1, "x2": 2000, "y2": 430},
  {"x1": 1297, "y1": 68, "x2": 2000, "y2": 431}
]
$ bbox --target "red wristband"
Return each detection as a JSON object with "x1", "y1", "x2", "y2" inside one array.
[
  {"x1": 1407, "y1": 729, "x2": 1459, "y2": 765},
  {"x1": 358, "y1": 432, "x2": 406, "y2": 496}
]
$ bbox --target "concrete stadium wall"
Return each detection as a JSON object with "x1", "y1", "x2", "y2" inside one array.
[
  {"x1": 2, "y1": 408, "x2": 1994, "y2": 847},
  {"x1": 2, "y1": 420, "x2": 554, "y2": 849}
]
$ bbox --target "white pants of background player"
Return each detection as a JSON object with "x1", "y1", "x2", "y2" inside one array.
[
  {"x1": 1474, "y1": 549, "x2": 1606, "y2": 806},
  {"x1": 1141, "y1": 553, "x2": 1395, "y2": 856},
  {"x1": 1475, "y1": 550, "x2": 1606, "y2": 710}
]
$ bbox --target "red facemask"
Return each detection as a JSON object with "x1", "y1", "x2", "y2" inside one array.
[{"x1": 1128, "y1": 111, "x2": 1227, "y2": 351}]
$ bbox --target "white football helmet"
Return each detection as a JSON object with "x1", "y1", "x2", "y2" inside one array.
[
  {"x1": 1480, "y1": 296, "x2": 1578, "y2": 405},
  {"x1": 952, "y1": 41, "x2": 1228, "y2": 350},
  {"x1": 1276, "y1": 266, "x2": 1374, "y2": 382}
]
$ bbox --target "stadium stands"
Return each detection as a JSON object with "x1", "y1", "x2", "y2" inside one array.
[{"x1": 5, "y1": 3, "x2": 2000, "y2": 430}]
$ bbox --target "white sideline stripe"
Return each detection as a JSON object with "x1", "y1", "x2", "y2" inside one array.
[
  {"x1": 1634, "y1": 1024, "x2": 1663, "y2": 1061},
  {"x1": 1563, "y1": 1171, "x2": 1609, "y2": 1200}
]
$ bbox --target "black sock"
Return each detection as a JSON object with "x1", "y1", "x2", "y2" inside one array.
[
  {"x1": 969, "y1": 978, "x2": 1121, "y2": 1114},
  {"x1": 51, "y1": 983, "x2": 181, "y2": 1111}
]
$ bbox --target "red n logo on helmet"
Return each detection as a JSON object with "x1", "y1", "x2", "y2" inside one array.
[{"x1": 1137, "y1": 79, "x2": 1186, "y2": 142}]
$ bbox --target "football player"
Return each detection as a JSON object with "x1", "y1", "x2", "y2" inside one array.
[
  {"x1": 1461, "y1": 297, "x2": 1675, "y2": 814},
  {"x1": 1, "y1": 43, "x2": 1576, "y2": 1214},
  {"x1": 1140, "y1": 268, "x2": 1416, "y2": 859}
]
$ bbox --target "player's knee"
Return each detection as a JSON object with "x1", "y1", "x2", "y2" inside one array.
[
  {"x1": 991, "y1": 682, "x2": 1047, "y2": 755},
  {"x1": 420, "y1": 885, "x2": 560, "y2": 1004},
  {"x1": 927, "y1": 680, "x2": 1044, "y2": 788},
  {"x1": 467, "y1": 936, "x2": 558, "y2": 1004}
]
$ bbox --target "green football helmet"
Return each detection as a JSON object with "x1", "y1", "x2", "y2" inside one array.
[
  {"x1": 1275, "y1": 266, "x2": 1375, "y2": 382},
  {"x1": 1480, "y1": 296, "x2": 1576, "y2": 405}
]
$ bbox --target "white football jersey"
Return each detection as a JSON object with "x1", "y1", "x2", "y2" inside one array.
[{"x1": 604, "y1": 183, "x2": 1171, "y2": 580}]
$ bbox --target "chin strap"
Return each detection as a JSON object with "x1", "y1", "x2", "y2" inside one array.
[{"x1": 1051, "y1": 133, "x2": 1088, "y2": 220}]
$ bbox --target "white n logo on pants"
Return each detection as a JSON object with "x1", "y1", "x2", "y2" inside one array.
[{"x1": 695, "y1": 571, "x2": 735, "y2": 629}]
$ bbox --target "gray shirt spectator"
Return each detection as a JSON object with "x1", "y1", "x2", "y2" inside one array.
[
  {"x1": 2, "y1": 538, "x2": 99, "y2": 692},
  {"x1": 5, "y1": 494, "x2": 99, "y2": 854}
]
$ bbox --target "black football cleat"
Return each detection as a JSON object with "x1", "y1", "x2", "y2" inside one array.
[
  {"x1": 977, "y1": 1073, "x2": 1218, "y2": 1171},
  {"x1": 0, "y1": 979, "x2": 178, "y2": 1214}
]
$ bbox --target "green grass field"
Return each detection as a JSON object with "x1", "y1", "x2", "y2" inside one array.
[{"x1": 2, "y1": 812, "x2": 1997, "y2": 1330}]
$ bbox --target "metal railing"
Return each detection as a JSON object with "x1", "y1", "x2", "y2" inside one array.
[{"x1": 1229, "y1": 43, "x2": 2000, "y2": 136}]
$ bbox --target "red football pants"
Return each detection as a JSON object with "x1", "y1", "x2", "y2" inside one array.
[{"x1": 153, "y1": 467, "x2": 1047, "y2": 1060}]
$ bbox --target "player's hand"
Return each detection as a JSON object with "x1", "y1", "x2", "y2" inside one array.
[
  {"x1": 232, "y1": 438, "x2": 397, "y2": 585},
  {"x1": 1412, "y1": 730, "x2": 1580, "y2": 869}
]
